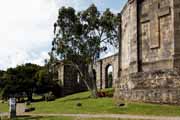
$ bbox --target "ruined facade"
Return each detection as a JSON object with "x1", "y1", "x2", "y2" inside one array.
[
  {"x1": 94, "y1": 54, "x2": 119, "y2": 89},
  {"x1": 56, "y1": 54, "x2": 119, "y2": 96},
  {"x1": 114, "y1": 0, "x2": 180, "y2": 104},
  {"x1": 56, "y1": 0, "x2": 180, "y2": 104},
  {"x1": 56, "y1": 62, "x2": 87, "y2": 96}
]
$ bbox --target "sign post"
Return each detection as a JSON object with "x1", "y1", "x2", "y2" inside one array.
[{"x1": 9, "y1": 98, "x2": 16, "y2": 118}]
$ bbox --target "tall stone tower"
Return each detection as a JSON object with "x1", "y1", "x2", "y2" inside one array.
[{"x1": 114, "y1": 0, "x2": 180, "y2": 104}]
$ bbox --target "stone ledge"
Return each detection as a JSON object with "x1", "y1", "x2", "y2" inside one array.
[
  {"x1": 115, "y1": 69, "x2": 180, "y2": 104},
  {"x1": 114, "y1": 88, "x2": 180, "y2": 104}
]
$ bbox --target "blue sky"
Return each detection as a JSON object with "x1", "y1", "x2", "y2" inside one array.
[{"x1": 0, "y1": 0, "x2": 127, "y2": 70}]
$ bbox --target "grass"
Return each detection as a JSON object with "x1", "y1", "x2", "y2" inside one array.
[
  {"x1": 27, "y1": 89, "x2": 180, "y2": 116},
  {"x1": 1, "y1": 89, "x2": 180, "y2": 117},
  {"x1": 0, "y1": 102, "x2": 8, "y2": 112}
]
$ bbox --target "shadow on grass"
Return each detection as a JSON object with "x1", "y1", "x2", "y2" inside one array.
[
  {"x1": 31, "y1": 98, "x2": 45, "y2": 103},
  {"x1": 61, "y1": 96, "x2": 91, "y2": 102},
  {"x1": 17, "y1": 98, "x2": 44, "y2": 103}
]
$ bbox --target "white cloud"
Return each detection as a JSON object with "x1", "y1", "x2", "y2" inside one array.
[
  {"x1": 30, "y1": 52, "x2": 50, "y2": 66},
  {"x1": 56, "y1": 0, "x2": 91, "y2": 10},
  {"x1": 0, "y1": 0, "x2": 58, "y2": 70},
  {"x1": 0, "y1": 0, "x2": 125, "y2": 70}
]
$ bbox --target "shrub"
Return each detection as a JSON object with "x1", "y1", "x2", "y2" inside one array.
[
  {"x1": 25, "y1": 107, "x2": 35, "y2": 112},
  {"x1": 97, "y1": 89, "x2": 114, "y2": 97},
  {"x1": 97, "y1": 91, "x2": 106, "y2": 97},
  {"x1": 26, "y1": 101, "x2": 31, "y2": 106},
  {"x1": 44, "y1": 92, "x2": 56, "y2": 102}
]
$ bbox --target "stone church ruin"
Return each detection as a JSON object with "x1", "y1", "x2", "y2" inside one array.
[
  {"x1": 56, "y1": 0, "x2": 180, "y2": 104},
  {"x1": 56, "y1": 53, "x2": 119, "y2": 96}
]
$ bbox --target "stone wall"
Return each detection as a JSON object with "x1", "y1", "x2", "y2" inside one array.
[
  {"x1": 63, "y1": 65, "x2": 87, "y2": 95},
  {"x1": 139, "y1": 0, "x2": 174, "y2": 72},
  {"x1": 94, "y1": 54, "x2": 119, "y2": 89},
  {"x1": 55, "y1": 0, "x2": 180, "y2": 104},
  {"x1": 56, "y1": 62, "x2": 87, "y2": 96},
  {"x1": 121, "y1": 0, "x2": 138, "y2": 75},
  {"x1": 120, "y1": 0, "x2": 174, "y2": 73},
  {"x1": 115, "y1": 0, "x2": 180, "y2": 104},
  {"x1": 114, "y1": 69, "x2": 180, "y2": 104},
  {"x1": 56, "y1": 53, "x2": 119, "y2": 96}
]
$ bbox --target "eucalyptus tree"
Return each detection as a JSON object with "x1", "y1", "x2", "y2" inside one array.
[{"x1": 52, "y1": 4, "x2": 120, "y2": 98}]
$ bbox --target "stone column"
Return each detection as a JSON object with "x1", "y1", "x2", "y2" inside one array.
[{"x1": 129, "y1": 0, "x2": 139, "y2": 73}]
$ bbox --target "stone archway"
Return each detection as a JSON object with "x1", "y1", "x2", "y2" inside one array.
[
  {"x1": 94, "y1": 53, "x2": 118, "y2": 89},
  {"x1": 105, "y1": 64, "x2": 113, "y2": 88},
  {"x1": 93, "y1": 69, "x2": 97, "y2": 82}
]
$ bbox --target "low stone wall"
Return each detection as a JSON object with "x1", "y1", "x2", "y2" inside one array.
[{"x1": 114, "y1": 69, "x2": 180, "y2": 104}]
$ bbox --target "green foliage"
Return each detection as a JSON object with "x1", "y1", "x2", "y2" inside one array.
[
  {"x1": 108, "y1": 72, "x2": 113, "y2": 88},
  {"x1": 35, "y1": 68, "x2": 51, "y2": 94},
  {"x1": 53, "y1": 4, "x2": 119, "y2": 61},
  {"x1": 51, "y1": 4, "x2": 120, "y2": 98},
  {"x1": 35, "y1": 69, "x2": 49, "y2": 86},
  {"x1": 0, "y1": 63, "x2": 41, "y2": 100},
  {"x1": 0, "y1": 70, "x2": 5, "y2": 77},
  {"x1": 0, "y1": 63, "x2": 61, "y2": 101},
  {"x1": 44, "y1": 91, "x2": 56, "y2": 101},
  {"x1": 0, "y1": 101, "x2": 8, "y2": 112}
]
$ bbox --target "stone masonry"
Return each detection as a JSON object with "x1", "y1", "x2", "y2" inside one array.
[
  {"x1": 56, "y1": 0, "x2": 180, "y2": 104},
  {"x1": 56, "y1": 54, "x2": 119, "y2": 96},
  {"x1": 94, "y1": 54, "x2": 119, "y2": 89},
  {"x1": 56, "y1": 61, "x2": 87, "y2": 96},
  {"x1": 114, "y1": 0, "x2": 180, "y2": 104}
]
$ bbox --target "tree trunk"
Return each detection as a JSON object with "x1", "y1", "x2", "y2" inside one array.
[
  {"x1": 68, "y1": 62, "x2": 98, "y2": 98},
  {"x1": 26, "y1": 91, "x2": 32, "y2": 102},
  {"x1": 89, "y1": 63, "x2": 98, "y2": 98},
  {"x1": 83, "y1": 70, "x2": 98, "y2": 98}
]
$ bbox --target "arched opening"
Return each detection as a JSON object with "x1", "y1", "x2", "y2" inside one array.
[
  {"x1": 93, "y1": 69, "x2": 96, "y2": 82},
  {"x1": 105, "y1": 64, "x2": 113, "y2": 88},
  {"x1": 77, "y1": 73, "x2": 80, "y2": 83}
]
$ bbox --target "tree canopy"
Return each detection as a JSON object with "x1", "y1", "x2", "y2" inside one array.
[
  {"x1": 52, "y1": 4, "x2": 120, "y2": 97},
  {"x1": 0, "y1": 63, "x2": 60, "y2": 101}
]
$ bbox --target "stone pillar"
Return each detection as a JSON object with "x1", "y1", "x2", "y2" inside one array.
[
  {"x1": 100, "y1": 60, "x2": 103, "y2": 89},
  {"x1": 94, "y1": 61, "x2": 102, "y2": 89},
  {"x1": 120, "y1": 0, "x2": 139, "y2": 75},
  {"x1": 129, "y1": 0, "x2": 139, "y2": 73},
  {"x1": 112, "y1": 55, "x2": 119, "y2": 88},
  {"x1": 58, "y1": 63, "x2": 64, "y2": 86}
]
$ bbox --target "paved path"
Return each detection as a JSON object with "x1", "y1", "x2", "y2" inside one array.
[
  {"x1": 0, "y1": 112, "x2": 9, "y2": 117},
  {"x1": 18, "y1": 113, "x2": 180, "y2": 120},
  {"x1": 16, "y1": 103, "x2": 25, "y2": 114}
]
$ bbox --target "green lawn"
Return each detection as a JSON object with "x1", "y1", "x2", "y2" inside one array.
[
  {"x1": 0, "y1": 102, "x2": 8, "y2": 112},
  {"x1": 1, "y1": 89, "x2": 180, "y2": 117},
  {"x1": 28, "y1": 90, "x2": 180, "y2": 116}
]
